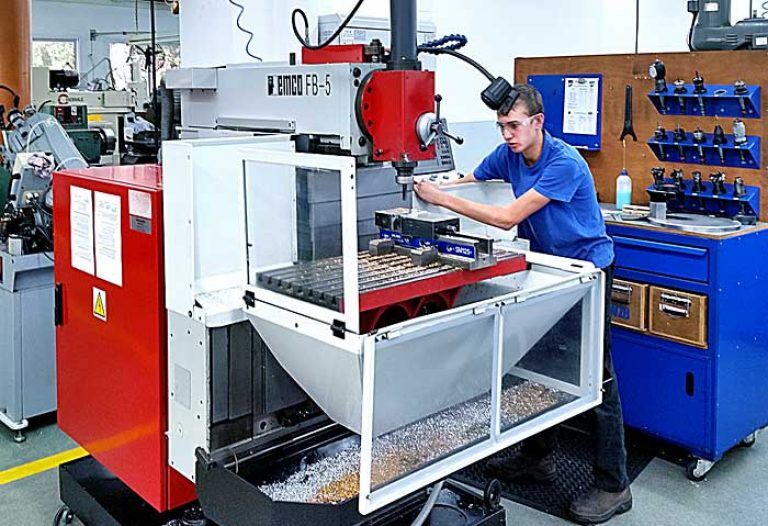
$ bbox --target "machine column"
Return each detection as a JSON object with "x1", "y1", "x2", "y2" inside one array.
[{"x1": 389, "y1": 0, "x2": 419, "y2": 70}]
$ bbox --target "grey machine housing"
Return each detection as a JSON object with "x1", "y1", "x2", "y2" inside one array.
[
  {"x1": 689, "y1": 0, "x2": 768, "y2": 50},
  {"x1": 0, "y1": 107, "x2": 86, "y2": 441}
]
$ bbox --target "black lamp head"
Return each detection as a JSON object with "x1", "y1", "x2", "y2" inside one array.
[{"x1": 481, "y1": 77, "x2": 520, "y2": 114}]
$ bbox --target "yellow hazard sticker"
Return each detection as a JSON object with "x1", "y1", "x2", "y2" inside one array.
[
  {"x1": 88, "y1": 114, "x2": 104, "y2": 122},
  {"x1": 93, "y1": 287, "x2": 107, "y2": 322}
]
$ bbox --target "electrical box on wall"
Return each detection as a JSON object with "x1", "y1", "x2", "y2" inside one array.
[{"x1": 528, "y1": 74, "x2": 603, "y2": 151}]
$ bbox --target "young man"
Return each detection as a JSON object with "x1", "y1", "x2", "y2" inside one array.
[{"x1": 414, "y1": 84, "x2": 632, "y2": 524}]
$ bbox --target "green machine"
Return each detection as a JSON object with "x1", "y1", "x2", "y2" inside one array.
[
  {"x1": 42, "y1": 104, "x2": 115, "y2": 165},
  {"x1": 0, "y1": 164, "x2": 10, "y2": 210}
]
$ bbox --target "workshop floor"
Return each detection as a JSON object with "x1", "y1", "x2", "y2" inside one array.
[{"x1": 1, "y1": 419, "x2": 767, "y2": 526}]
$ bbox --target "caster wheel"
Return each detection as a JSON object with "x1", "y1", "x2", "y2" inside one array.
[
  {"x1": 484, "y1": 478, "x2": 502, "y2": 509},
  {"x1": 181, "y1": 506, "x2": 208, "y2": 526},
  {"x1": 685, "y1": 460, "x2": 708, "y2": 482},
  {"x1": 739, "y1": 433, "x2": 757, "y2": 448},
  {"x1": 53, "y1": 505, "x2": 74, "y2": 525}
]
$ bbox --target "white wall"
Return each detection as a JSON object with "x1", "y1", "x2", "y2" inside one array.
[
  {"x1": 180, "y1": 0, "x2": 318, "y2": 67},
  {"x1": 32, "y1": 0, "x2": 179, "y2": 82}
]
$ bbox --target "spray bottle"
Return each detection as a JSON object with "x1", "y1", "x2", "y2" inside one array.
[
  {"x1": 616, "y1": 139, "x2": 632, "y2": 211},
  {"x1": 616, "y1": 169, "x2": 632, "y2": 211}
]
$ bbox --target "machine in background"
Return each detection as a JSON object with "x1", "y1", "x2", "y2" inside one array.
[
  {"x1": 0, "y1": 103, "x2": 87, "y2": 441},
  {"x1": 688, "y1": 0, "x2": 768, "y2": 50},
  {"x1": 32, "y1": 67, "x2": 155, "y2": 166}
]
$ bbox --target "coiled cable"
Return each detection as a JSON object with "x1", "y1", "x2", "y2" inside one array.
[
  {"x1": 292, "y1": 0, "x2": 367, "y2": 50},
  {"x1": 228, "y1": 0, "x2": 263, "y2": 61}
]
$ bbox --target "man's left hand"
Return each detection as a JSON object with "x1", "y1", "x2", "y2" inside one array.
[{"x1": 414, "y1": 181, "x2": 446, "y2": 206}]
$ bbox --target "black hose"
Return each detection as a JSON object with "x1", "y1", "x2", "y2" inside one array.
[
  {"x1": 687, "y1": 11, "x2": 698, "y2": 51},
  {"x1": 417, "y1": 46, "x2": 496, "y2": 82},
  {"x1": 228, "y1": 0, "x2": 263, "y2": 61},
  {"x1": 0, "y1": 85, "x2": 20, "y2": 109},
  {"x1": 292, "y1": 0, "x2": 367, "y2": 50}
]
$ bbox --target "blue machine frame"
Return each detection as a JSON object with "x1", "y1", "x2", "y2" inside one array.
[{"x1": 607, "y1": 221, "x2": 768, "y2": 462}]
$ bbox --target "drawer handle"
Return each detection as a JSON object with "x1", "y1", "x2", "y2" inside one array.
[
  {"x1": 660, "y1": 303, "x2": 690, "y2": 318},
  {"x1": 660, "y1": 292, "x2": 693, "y2": 307},
  {"x1": 611, "y1": 284, "x2": 633, "y2": 305}
]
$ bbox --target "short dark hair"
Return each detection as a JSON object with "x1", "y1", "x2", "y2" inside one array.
[{"x1": 500, "y1": 84, "x2": 544, "y2": 117}]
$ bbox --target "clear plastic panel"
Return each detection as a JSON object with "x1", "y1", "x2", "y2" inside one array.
[
  {"x1": 367, "y1": 311, "x2": 496, "y2": 490},
  {"x1": 246, "y1": 160, "x2": 348, "y2": 313},
  {"x1": 499, "y1": 282, "x2": 591, "y2": 433}
]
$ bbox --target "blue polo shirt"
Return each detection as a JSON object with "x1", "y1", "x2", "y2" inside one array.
[{"x1": 474, "y1": 131, "x2": 614, "y2": 268}]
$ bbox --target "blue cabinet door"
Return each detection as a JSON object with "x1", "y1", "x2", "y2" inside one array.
[{"x1": 613, "y1": 329, "x2": 712, "y2": 457}]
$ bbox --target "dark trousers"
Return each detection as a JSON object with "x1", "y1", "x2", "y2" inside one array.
[{"x1": 523, "y1": 264, "x2": 629, "y2": 492}]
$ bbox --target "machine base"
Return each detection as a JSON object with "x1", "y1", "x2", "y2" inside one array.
[
  {"x1": 58, "y1": 456, "x2": 505, "y2": 526},
  {"x1": 58, "y1": 456, "x2": 196, "y2": 526},
  {"x1": 197, "y1": 425, "x2": 506, "y2": 526}
]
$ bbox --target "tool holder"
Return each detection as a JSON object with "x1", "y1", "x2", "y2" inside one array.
[
  {"x1": 646, "y1": 180, "x2": 760, "y2": 220},
  {"x1": 647, "y1": 132, "x2": 761, "y2": 169},
  {"x1": 647, "y1": 84, "x2": 761, "y2": 118}
]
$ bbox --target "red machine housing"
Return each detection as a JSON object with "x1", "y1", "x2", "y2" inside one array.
[
  {"x1": 356, "y1": 254, "x2": 529, "y2": 332},
  {"x1": 54, "y1": 165, "x2": 195, "y2": 512},
  {"x1": 302, "y1": 44, "x2": 367, "y2": 64},
  {"x1": 359, "y1": 69, "x2": 436, "y2": 163}
]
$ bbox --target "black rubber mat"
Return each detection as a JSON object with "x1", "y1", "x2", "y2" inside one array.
[{"x1": 453, "y1": 426, "x2": 656, "y2": 523}]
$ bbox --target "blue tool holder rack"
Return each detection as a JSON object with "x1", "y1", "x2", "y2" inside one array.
[
  {"x1": 527, "y1": 74, "x2": 602, "y2": 151},
  {"x1": 649, "y1": 180, "x2": 760, "y2": 219},
  {"x1": 647, "y1": 84, "x2": 761, "y2": 118},
  {"x1": 647, "y1": 132, "x2": 761, "y2": 169}
]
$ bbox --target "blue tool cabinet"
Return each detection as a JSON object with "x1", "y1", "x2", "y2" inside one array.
[{"x1": 606, "y1": 221, "x2": 768, "y2": 479}]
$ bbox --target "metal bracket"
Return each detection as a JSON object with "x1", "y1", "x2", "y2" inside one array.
[
  {"x1": 331, "y1": 319, "x2": 346, "y2": 339},
  {"x1": 243, "y1": 291, "x2": 256, "y2": 308}
]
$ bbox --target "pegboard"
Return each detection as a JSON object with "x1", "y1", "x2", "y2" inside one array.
[{"x1": 515, "y1": 51, "x2": 768, "y2": 220}]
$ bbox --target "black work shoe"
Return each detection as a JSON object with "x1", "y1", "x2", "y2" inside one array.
[
  {"x1": 484, "y1": 453, "x2": 557, "y2": 482},
  {"x1": 569, "y1": 486, "x2": 633, "y2": 524}
]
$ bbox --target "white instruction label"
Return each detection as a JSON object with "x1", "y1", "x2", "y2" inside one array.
[
  {"x1": 94, "y1": 192, "x2": 123, "y2": 287},
  {"x1": 70, "y1": 186, "x2": 95, "y2": 276},
  {"x1": 128, "y1": 189, "x2": 152, "y2": 219},
  {"x1": 563, "y1": 77, "x2": 600, "y2": 136}
]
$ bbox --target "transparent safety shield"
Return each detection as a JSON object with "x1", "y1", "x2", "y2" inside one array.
[
  {"x1": 359, "y1": 273, "x2": 604, "y2": 514},
  {"x1": 498, "y1": 281, "x2": 595, "y2": 434},
  {"x1": 359, "y1": 309, "x2": 497, "y2": 512},
  {"x1": 241, "y1": 149, "x2": 360, "y2": 332}
]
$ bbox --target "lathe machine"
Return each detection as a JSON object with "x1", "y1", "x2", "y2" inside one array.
[
  {"x1": 0, "y1": 103, "x2": 88, "y2": 442},
  {"x1": 54, "y1": 2, "x2": 608, "y2": 524}
]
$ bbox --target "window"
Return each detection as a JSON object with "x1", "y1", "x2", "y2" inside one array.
[
  {"x1": 33, "y1": 40, "x2": 77, "y2": 70},
  {"x1": 109, "y1": 42, "x2": 181, "y2": 91}
]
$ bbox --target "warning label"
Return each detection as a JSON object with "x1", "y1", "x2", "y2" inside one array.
[{"x1": 93, "y1": 287, "x2": 107, "y2": 322}]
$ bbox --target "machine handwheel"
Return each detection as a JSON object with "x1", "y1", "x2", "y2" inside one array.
[
  {"x1": 738, "y1": 433, "x2": 757, "y2": 448},
  {"x1": 484, "y1": 478, "x2": 502, "y2": 509},
  {"x1": 685, "y1": 460, "x2": 708, "y2": 482},
  {"x1": 53, "y1": 505, "x2": 74, "y2": 525}
]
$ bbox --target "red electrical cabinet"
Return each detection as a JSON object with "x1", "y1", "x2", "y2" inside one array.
[{"x1": 53, "y1": 165, "x2": 195, "y2": 512}]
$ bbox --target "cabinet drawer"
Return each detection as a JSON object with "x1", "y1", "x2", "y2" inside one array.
[
  {"x1": 613, "y1": 236, "x2": 709, "y2": 282},
  {"x1": 610, "y1": 279, "x2": 648, "y2": 332},
  {"x1": 649, "y1": 287, "x2": 708, "y2": 348}
]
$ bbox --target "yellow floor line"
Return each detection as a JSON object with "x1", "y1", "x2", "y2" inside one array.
[{"x1": 0, "y1": 447, "x2": 88, "y2": 485}]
